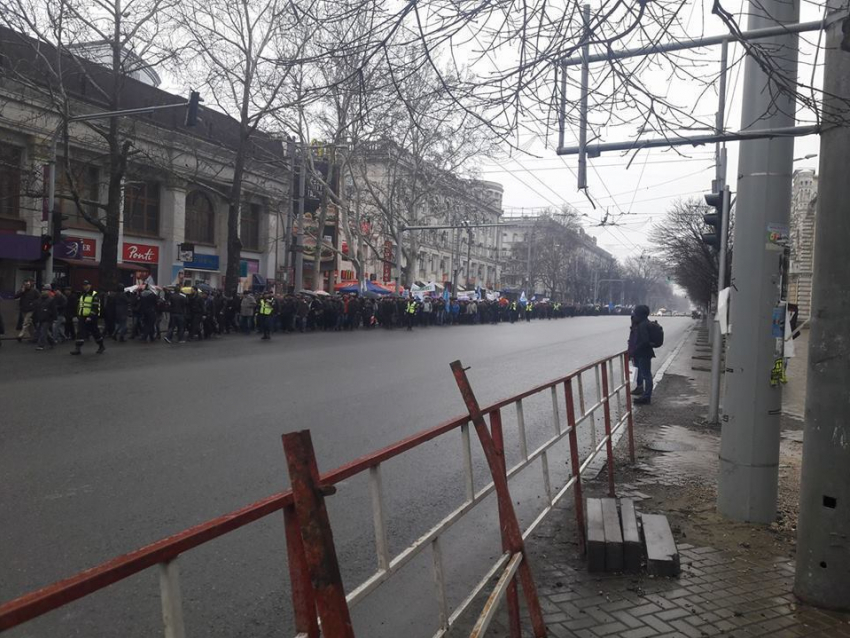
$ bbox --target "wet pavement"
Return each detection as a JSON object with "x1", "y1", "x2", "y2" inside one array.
[{"x1": 465, "y1": 326, "x2": 850, "y2": 638}]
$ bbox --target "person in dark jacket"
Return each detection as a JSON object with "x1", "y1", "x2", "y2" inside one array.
[
  {"x1": 164, "y1": 288, "x2": 187, "y2": 343},
  {"x1": 51, "y1": 288, "x2": 67, "y2": 343},
  {"x1": 202, "y1": 291, "x2": 216, "y2": 338},
  {"x1": 187, "y1": 289, "x2": 205, "y2": 341},
  {"x1": 15, "y1": 279, "x2": 40, "y2": 342},
  {"x1": 225, "y1": 294, "x2": 240, "y2": 333},
  {"x1": 34, "y1": 286, "x2": 58, "y2": 350},
  {"x1": 139, "y1": 286, "x2": 158, "y2": 342},
  {"x1": 64, "y1": 287, "x2": 78, "y2": 340},
  {"x1": 113, "y1": 288, "x2": 130, "y2": 341},
  {"x1": 629, "y1": 304, "x2": 655, "y2": 405}
]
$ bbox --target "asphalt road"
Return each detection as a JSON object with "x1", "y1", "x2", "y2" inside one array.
[{"x1": 0, "y1": 316, "x2": 692, "y2": 637}]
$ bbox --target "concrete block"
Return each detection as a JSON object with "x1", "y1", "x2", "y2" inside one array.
[
  {"x1": 620, "y1": 499, "x2": 642, "y2": 573},
  {"x1": 586, "y1": 498, "x2": 605, "y2": 573},
  {"x1": 641, "y1": 513, "x2": 680, "y2": 577},
  {"x1": 601, "y1": 498, "x2": 623, "y2": 572}
]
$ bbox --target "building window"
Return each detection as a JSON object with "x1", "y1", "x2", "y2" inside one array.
[
  {"x1": 57, "y1": 161, "x2": 100, "y2": 230},
  {"x1": 240, "y1": 202, "x2": 261, "y2": 251},
  {"x1": 185, "y1": 191, "x2": 215, "y2": 244},
  {"x1": 124, "y1": 181, "x2": 160, "y2": 236},
  {"x1": 0, "y1": 143, "x2": 22, "y2": 222}
]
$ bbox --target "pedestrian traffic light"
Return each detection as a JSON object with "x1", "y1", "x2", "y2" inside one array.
[
  {"x1": 40, "y1": 234, "x2": 52, "y2": 258},
  {"x1": 185, "y1": 91, "x2": 201, "y2": 127},
  {"x1": 702, "y1": 191, "x2": 723, "y2": 248}
]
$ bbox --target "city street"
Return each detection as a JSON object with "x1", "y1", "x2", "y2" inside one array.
[{"x1": 1, "y1": 316, "x2": 691, "y2": 637}]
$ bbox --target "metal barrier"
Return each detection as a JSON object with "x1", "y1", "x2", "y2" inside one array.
[{"x1": 0, "y1": 351, "x2": 635, "y2": 637}]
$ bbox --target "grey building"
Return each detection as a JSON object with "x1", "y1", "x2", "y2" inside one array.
[{"x1": 788, "y1": 169, "x2": 818, "y2": 321}]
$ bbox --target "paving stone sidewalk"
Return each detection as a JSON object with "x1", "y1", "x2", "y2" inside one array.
[{"x1": 477, "y1": 328, "x2": 850, "y2": 638}]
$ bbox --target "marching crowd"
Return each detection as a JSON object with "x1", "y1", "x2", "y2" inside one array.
[{"x1": 4, "y1": 279, "x2": 607, "y2": 354}]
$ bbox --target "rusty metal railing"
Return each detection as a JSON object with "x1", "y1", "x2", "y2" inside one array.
[{"x1": 0, "y1": 351, "x2": 635, "y2": 637}]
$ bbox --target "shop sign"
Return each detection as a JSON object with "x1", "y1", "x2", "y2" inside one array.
[
  {"x1": 183, "y1": 253, "x2": 220, "y2": 271},
  {"x1": 60, "y1": 237, "x2": 97, "y2": 260},
  {"x1": 123, "y1": 241, "x2": 159, "y2": 264},
  {"x1": 178, "y1": 242, "x2": 195, "y2": 262},
  {"x1": 240, "y1": 259, "x2": 260, "y2": 277},
  {"x1": 382, "y1": 240, "x2": 393, "y2": 282}
]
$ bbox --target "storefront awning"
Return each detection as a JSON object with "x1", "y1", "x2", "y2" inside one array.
[
  {"x1": 56, "y1": 258, "x2": 148, "y2": 272},
  {"x1": 0, "y1": 234, "x2": 41, "y2": 261}
]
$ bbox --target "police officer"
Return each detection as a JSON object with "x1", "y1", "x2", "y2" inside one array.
[
  {"x1": 509, "y1": 300, "x2": 518, "y2": 324},
  {"x1": 71, "y1": 280, "x2": 105, "y2": 355},
  {"x1": 257, "y1": 291, "x2": 276, "y2": 340},
  {"x1": 405, "y1": 297, "x2": 417, "y2": 331},
  {"x1": 525, "y1": 300, "x2": 533, "y2": 322}
]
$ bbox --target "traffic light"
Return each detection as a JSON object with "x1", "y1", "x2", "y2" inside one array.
[
  {"x1": 185, "y1": 91, "x2": 201, "y2": 127},
  {"x1": 702, "y1": 191, "x2": 723, "y2": 248},
  {"x1": 51, "y1": 210, "x2": 68, "y2": 243},
  {"x1": 40, "y1": 234, "x2": 52, "y2": 258}
]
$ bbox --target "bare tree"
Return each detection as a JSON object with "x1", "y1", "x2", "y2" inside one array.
[
  {"x1": 343, "y1": 47, "x2": 499, "y2": 289},
  {"x1": 653, "y1": 197, "x2": 734, "y2": 307},
  {"x1": 172, "y1": 0, "x2": 319, "y2": 294},
  {"x1": 1, "y1": 0, "x2": 177, "y2": 288}
]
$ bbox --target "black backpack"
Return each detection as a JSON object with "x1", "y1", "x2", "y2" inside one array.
[{"x1": 648, "y1": 320, "x2": 664, "y2": 348}]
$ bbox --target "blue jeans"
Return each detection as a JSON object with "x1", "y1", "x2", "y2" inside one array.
[{"x1": 635, "y1": 357, "x2": 653, "y2": 398}]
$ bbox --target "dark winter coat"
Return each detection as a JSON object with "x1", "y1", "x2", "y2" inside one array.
[
  {"x1": 630, "y1": 304, "x2": 655, "y2": 359},
  {"x1": 15, "y1": 287, "x2": 40, "y2": 313},
  {"x1": 114, "y1": 293, "x2": 130, "y2": 320},
  {"x1": 168, "y1": 292, "x2": 187, "y2": 316},
  {"x1": 34, "y1": 295, "x2": 57, "y2": 324}
]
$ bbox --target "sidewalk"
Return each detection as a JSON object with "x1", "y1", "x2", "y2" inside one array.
[{"x1": 480, "y1": 327, "x2": 850, "y2": 638}]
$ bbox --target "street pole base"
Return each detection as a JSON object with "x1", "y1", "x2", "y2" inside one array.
[{"x1": 716, "y1": 456, "x2": 779, "y2": 524}]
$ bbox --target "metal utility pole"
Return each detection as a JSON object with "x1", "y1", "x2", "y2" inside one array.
[
  {"x1": 707, "y1": 39, "x2": 730, "y2": 424},
  {"x1": 294, "y1": 144, "x2": 306, "y2": 292},
  {"x1": 717, "y1": 0, "x2": 800, "y2": 523},
  {"x1": 794, "y1": 0, "x2": 850, "y2": 610},
  {"x1": 577, "y1": 4, "x2": 591, "y2": 190},
  {"x1": 465, "y1": 228, "x2": 473, "y2": 287}
]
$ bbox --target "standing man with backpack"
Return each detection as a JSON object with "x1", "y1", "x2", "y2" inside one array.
[{"x1": 628, "y1": 304, "x2": 663, "y2": 405}]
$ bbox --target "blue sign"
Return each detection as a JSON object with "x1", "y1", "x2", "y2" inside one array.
[{"x1": 183, "y1": 253, "x2": 220, "y2": 271}]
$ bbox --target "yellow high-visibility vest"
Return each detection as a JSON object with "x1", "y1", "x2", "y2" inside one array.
[
  {"x1": 406, "y1": 302, "x2": 417, "y2": 314},
  {"x1": 78, "y1": 291, "x2": 99, "y2": 317},
  {"x1": 259, "y1": 299, "x2": 274, "y2": 315}
]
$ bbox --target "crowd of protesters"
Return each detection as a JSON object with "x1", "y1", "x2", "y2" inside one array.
[{"x1": 3, "y1": 278, "x2": 629, "y2": 351}]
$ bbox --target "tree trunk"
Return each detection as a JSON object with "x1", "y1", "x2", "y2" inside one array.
[
  {"x1": 225, "y1": 139, "x2": 247, "y2": 296},
  {"x1": 100, "y1": 157, "x2": 122, "y2": 291},
  {"x1": 100, "y1": 11, "x2": 123, "y2": 292},
  {"x1": 311, "y1": 162, "x2": 335, "y2": 290}
]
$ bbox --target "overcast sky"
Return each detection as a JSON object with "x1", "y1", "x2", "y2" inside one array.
[{"x1": 478, "y1": 0, "x2": 825, "y2": 262}]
